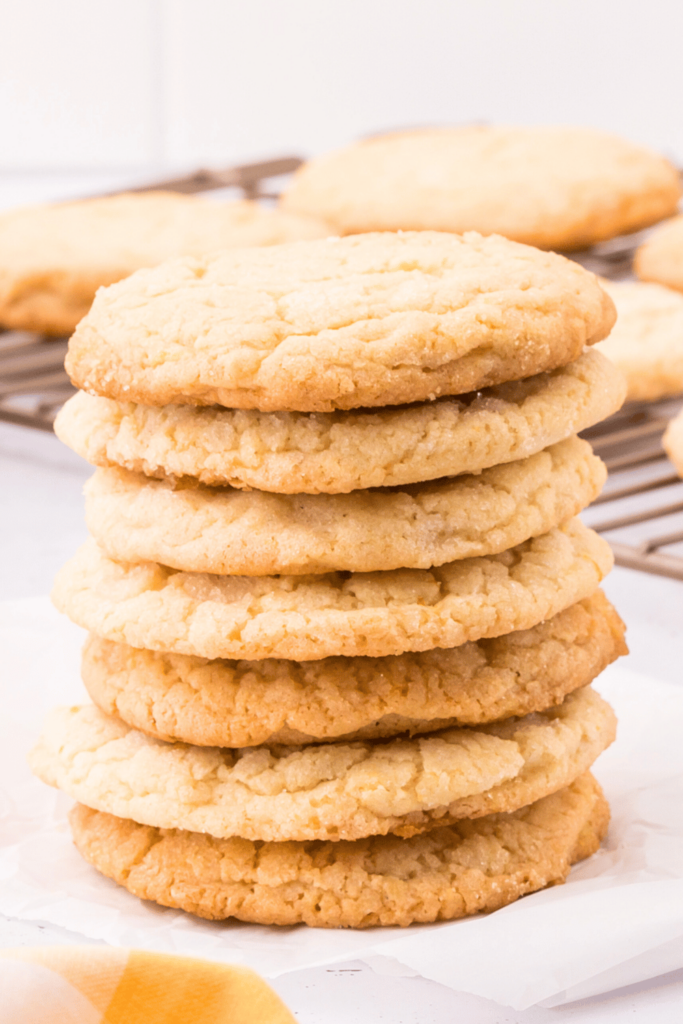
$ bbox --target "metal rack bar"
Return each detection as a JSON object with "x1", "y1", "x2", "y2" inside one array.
[
  {"x1": 607, "y1": 542, "x2": 683, "y2": 580},
  {"x1": 108, "y1": 156, "x2": 303, "y2": 200},
  {"x1": 589, "y1": 499, "x2": 683, "y2": 534},
  {"x1": 591, "y1": 473, "x2": 681, "y2": 505},
  {"x1": 602, "y1": 447, "x2": 670, "y2": 472}
]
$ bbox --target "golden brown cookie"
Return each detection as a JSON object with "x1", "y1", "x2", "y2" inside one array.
[
  {"x1": 663, "y1": 408, "x2": 683, "y2": 476},
  {"x1": 52, "y1": 520, "x2": 613, "y2": 661},
  {"x1": 55, "y1": 350, "x2": 625, "y2": 493},
  {"x1": 0, "y1": 192, "x2": 330, "y2": 335},
  {"x1": 83, "y1": 437, "x2": 605, "y2": 575},
  {"x1": 82, "y1": 591, "x2": 626, "y2": 747},
  {"x1": 635, "y1": 216, "x2": 683, "y2": 294},
  {"x1": 30, "y1": 687, "x2": 615, "y2": 842},
  {"x1": 280, "y1": 126, "x2": 680, "y2": 249},
  {"x1": 597, "y1": 280, "x2": 683, "y2": 401},
  {"x1": 65, "y1": 231, "x2": 615, "y2": 412},
  {"x1": 68, "y1": 772, "x2": 609, "y2": 927}
]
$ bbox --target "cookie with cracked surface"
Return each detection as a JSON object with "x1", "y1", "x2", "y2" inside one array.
[
  {"x1": 0, "y1": 192, "x2": 330, "y2": 335},
  {"x1": 663, "y1": 408, "x2": 683, "y2": 477},
  {"x1": 597, "y1": 280, "x2": 683, "y2": 401},
  {"x1": 52, "y1": 519, "x2": 613, "y2": 661},
  {"x1": 83, "y1": 437, "x2": 605, "y2": 575},
  {"x1": 30, "y1": 686, "x2": 615, "y2": 842},
  {"x1": 68, "y1": 772, "x2": 609, "y2": 927},
  {"x1": 65, "y1": 231, "x2": 615, "y2": 412},
  {"x1": 279, "y1": 126, "x2": 680, "y2": 249},
  {"x1": 55, "y1": 349, "x2": 625, "y2": 494},
  {"x1": 82, "y1": 591, "x2": 626, "y2": 747},
  {"x1": 635, "y1": 216, "x2": 683, "y2": 294}
]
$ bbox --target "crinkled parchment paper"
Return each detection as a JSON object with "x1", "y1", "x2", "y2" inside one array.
[{"x1": 1, "y1": 597, "x2": 682, "y2": 1010}]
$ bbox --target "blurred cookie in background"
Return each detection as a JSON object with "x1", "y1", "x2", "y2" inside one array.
[
  {"x1": 635, "y1": 215, "x2": 683, "y2": 294},
  {"x1": 663, "y1": 407, "x2": 683, "y2": 477},
  {"x1": 280, "y1": 126, "x2": 680, "y2": 250},
  {"x1": 597, "y1": 280, "x2": 683, "y2": 402},
  {"x1": 0, "y1": 192, "x2": 330, "y2": 335}
]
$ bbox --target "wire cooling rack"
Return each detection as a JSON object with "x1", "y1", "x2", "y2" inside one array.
[
  {"x1": 0, "y1": 331, "x2": 71, "y2": 431},
  {"x1": 563, "y1": 231, "x2": 683, "y2": 581},
  {"x1": 0, "y1": 161, "x2": 682, "y2": 580},
  {"x1": 580, "y1": 395, "x2": 683, "y2": 581}
]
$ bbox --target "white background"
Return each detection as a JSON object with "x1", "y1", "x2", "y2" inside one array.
[{"x1": 1, "y1": 0, "x2": 683, "y2": 180}]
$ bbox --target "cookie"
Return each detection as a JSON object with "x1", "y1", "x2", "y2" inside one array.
[
  {"x1": 65, "y1": 231, "x2": 615, "y2": 412},
  {"x1": 55, "y1": 349, "x2": 625, "y2": 494},
  {"x1": 0, "y1": 192, "x2": 330, "y2": 335},
  {"x1": 82, "y1": 591, "x2": 626, "y2": 747},
  {"x1": 635, "y1": 216, "x2": 683, "y2": 294},
  {"x1": 52, "y1": 520, "x2": 613, "y2": 661},
  {"x1": 597, "y1": 280, "x2": 683, "y2": 401},
  {"x1": 663, "y1": 408, "x2": 683, "y2": 476},
  {"x1": 280, "y1": 126, "x2": 680, "y2": 249},
  {"x1": 83, "y1": 437, "x2": 605, "y2": 575},
  {"x1": 29, "y1": 686, "x2": 615, "y2": 842},
  {"x1": 68, "y1": 772, "x2": 609, "y2": 927}
]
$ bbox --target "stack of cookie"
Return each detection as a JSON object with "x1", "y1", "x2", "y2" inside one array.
[{"x1": 30, "y1": 231, "x2": 628, "y2": 928}]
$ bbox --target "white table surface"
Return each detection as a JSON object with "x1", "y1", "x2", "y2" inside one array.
[{"x1": 1, "y1": 418, "x2": 683, "y2": 1022}]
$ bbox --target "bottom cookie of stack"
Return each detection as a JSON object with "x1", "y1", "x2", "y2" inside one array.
[{"x1": 68, "y1": 772, "x2": 608, "y2": 928}]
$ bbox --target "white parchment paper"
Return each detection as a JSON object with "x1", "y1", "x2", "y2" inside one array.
[{"x1": 1, "y1": 596, "x2": 683, "y2": 1011}]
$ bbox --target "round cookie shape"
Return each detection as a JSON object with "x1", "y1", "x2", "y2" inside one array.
[
  {"x1": 597, "y1": 280, "x2": 683, "y2": 401},
  {"x1": 0, "y1": 192, "x2": 330, "y2": 335},
  {"x1": 83, "y1": 437, "x2": 606, "y2": 575},
  {"x1": 55, "y1": 349, "x2": 626, "y2": 494},
  {"x1": 635, "y1": 216, "x2": 683, "y2": 294},
  {"x1": 280, "y1": 127, "x2": 681, "y2": 250},
  {"x1": 68, "y1": 772, "x2": 609, "y2": 927},
  {"x1": 65, "y1": 231, "x2": 616, "y2": 412},
  {"x1": 663, "y1": 408, "x2": 683, "y2": 477},
  {"x1": 82, "y1": 591, "x2": 626, "y2": 747},
  {"x1": 30, "y1": 687, "x2": 615, "y2": 842},
  {"x1": 51, "y1": 520, "x2": 613, "y2": 661}
]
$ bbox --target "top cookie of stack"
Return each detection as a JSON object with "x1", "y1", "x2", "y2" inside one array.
[{"x1": 65, "y1": 229, "x2": 615, "y2": 412}]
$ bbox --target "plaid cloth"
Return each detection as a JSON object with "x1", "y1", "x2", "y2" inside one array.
[{"x1": 0, "y1": 946, "x2": 297, "y2": 1023}]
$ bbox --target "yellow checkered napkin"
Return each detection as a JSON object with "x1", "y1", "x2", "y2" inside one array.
[{"x1": 0, "y1": 946, "x2": 297, "y2": 1023}]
